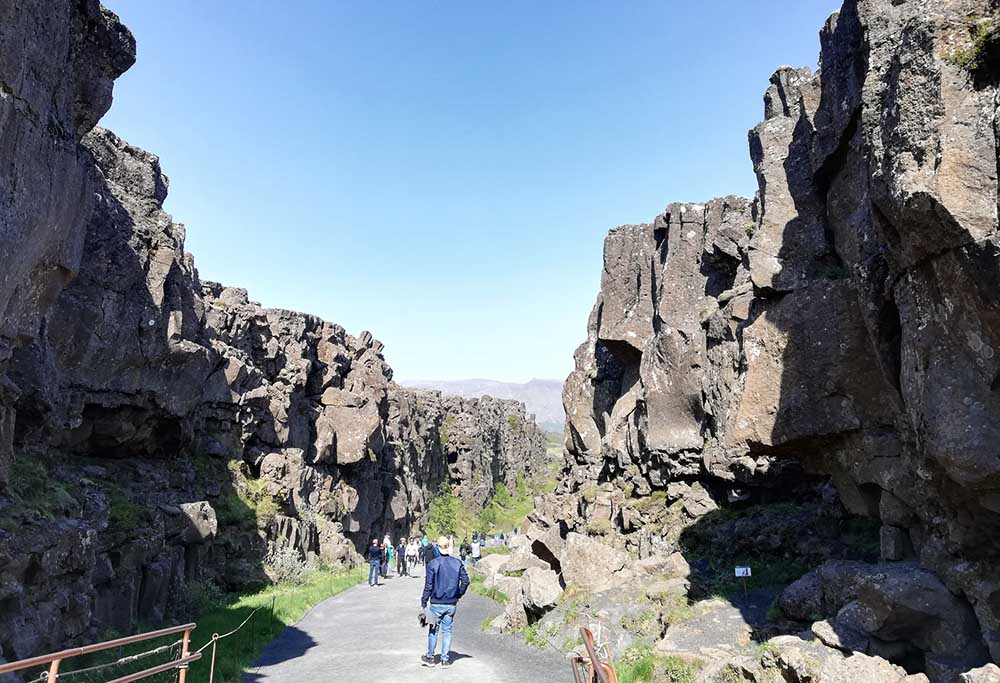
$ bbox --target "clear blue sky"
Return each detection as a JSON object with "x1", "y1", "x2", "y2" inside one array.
[{"x1": 101, "y1": 1, "x2": 837, "y2": 383}]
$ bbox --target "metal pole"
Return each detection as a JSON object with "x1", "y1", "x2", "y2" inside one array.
[
  {"x1": 250, "y1": 610, "x2": 256, "y2": 659},
  {"x1": 178, "y1": 628, "x2": 191, "y2": 683},
  {"x1": 208, "y1": 636, "x2": 218, "y2": 683}
]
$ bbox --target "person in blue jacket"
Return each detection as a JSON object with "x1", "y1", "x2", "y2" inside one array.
[{"x1": 420, "y1": 537, "x2": 470, "y2": 667}]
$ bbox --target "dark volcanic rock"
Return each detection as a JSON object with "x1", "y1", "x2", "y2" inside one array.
[
  {"x1": 554, "y1": 0, "x2": 1000, "y2": 675},
  {"x1": 0, "y1": 0, "x2": 135, "y2": 484},
  {"x1": 0, "y1": 8, "x2": 549, "y2": 661}
]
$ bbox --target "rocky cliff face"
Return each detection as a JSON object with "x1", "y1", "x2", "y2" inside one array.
[
  {"x1": 0, "y1": 4, "x2": 548, "y2": 662},
  {"x1": 0, "y1": 0, "x2": 135, "y2": 486},
  {"x1": 550, "y1": 0, "x2": 1000, "y2": 675}
]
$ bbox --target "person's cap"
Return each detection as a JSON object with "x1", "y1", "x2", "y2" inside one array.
[{"x1": 437, "y1": 536, "x2": 452, "y2": 555}]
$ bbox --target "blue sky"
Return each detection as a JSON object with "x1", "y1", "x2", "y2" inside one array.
[{"x1": 101, "y1": 1, "x2": 837, "y2": 382}]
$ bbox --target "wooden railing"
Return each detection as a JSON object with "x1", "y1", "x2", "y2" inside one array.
[
  {"x1": 570, "y1": 627, "x2": 618, "y2": 683},
  {"x1": 0, "y1": 623, "x2": 199, "y2": 683}
]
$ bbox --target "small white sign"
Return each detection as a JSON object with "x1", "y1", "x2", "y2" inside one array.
[{"x1": 735, "y1": 566, "x2": 752, "y2": 578}]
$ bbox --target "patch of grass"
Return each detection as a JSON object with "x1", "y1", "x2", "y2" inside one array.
[
  {"x1": 616, "y1": 645, "x2": 702, "y2": 683},
  {"x1": 658, "y1": 592, "x2": 694, "y2": 626},
  {"x1": 587, "y1": 518, "x2": 613, "y2": 537},
  {"x1": 946, "y1": 15, "x2": 995, "y2": 69},
  {"x1": 108, "y1": 488, "x2": 147, "y2": 531},
  {"x1": 185, "y1": 567, "x2": 364, "y2": 682},
  {"x1": 478, "y1": 475, "x2": 555, "y2": 534},
  {"x1": 620, "y1": 609, "x2": 659, "y2": 637},
  {"x1": 2, "y1": 458, "x2": 78, "y2": 523},
  {"x1": 469, "y1": 574, "x2": 508, "y2": 604},
  {"x1": 39, "y1": 568, "x2": 365, "y2": 683},
  {"x1": 438, "y1": 415, "x2": 457, "y2": 450},
  {"x1": 506, "y1": 414, "x2": 522, "y2": 431},
  {"x1": 480, "y1": 545, "x2": 512, "y2": 557},
  {"x1": 517, "y1": 623, "x2": 559, "y2": 649},
  {"x1": 214, "y1": 492, "x2": 257, "y2": 529},
  {"x1": 242, "y1": 477, "x2": 280, "y2": 524}
]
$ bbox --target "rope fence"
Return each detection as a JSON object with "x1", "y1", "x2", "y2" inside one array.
[{"x1": 0, "y1": 595, "x2": 274, "y2": 683}]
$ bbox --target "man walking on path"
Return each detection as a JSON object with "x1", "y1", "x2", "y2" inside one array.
[
  {"x1": 421, "y1": 537, "x2": 470, "y2": 668},
  {"x1": 367, "y1": 539, "x2": 381, "y2": 587}
]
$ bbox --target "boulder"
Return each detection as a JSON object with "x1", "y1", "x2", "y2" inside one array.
[
  {"x1": 962, "y1": 665, "x2": 1000, "y2": 683},
  {"x1": 499, "y1": 550, "x2": 549, "y2": 575},
  {"x1": 474, "y1": 554, "x2": 509, "y2": 580},
  {"x1": 177, "y1": 502, "x2": 218, "y2": 545},
  {"x1": 521, "y1": 567, "x2": 562, "y2": 612},
  {"x1": 559, "y1": 533, "x2": 629, "y2": 591}
]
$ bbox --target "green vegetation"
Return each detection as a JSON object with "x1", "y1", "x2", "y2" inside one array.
[
  {"x1": 506, "y1": 414, "x2": 522, "y2": 431},
  {"x1": 616, "y1": 645, "x2": 701, "y2": 683},
  {"x1": 438, "y1": 415, "x2": 457, "y2": 450},
  {"x1": 108, "y1": 488, "x2": 147, "y2": 531},
  {"x1": 185, "y1": 567, "x2": 365, "y2": 682},
  {"x1": 516, "y1": 623, "x2": 560, "y2": 649},
  {"x1": 587, "y1": 518, "x2": 613, "y2": 537},
  {"x1": 423, "y1": 474, "x2": 558, "y2": 540},
  {"x1": 677, "y1": 501, "x2": 854, "y2": 598},
  {"x1": 480, "y1": 545, "x2": 512, "y2": 557},
  {"x1": 478, "y1": 475, "x2": 557, "y2": 534},
  {"x1": 215, "y1": 462, "x2": 280, "y2": 530},
  {"x1": 620, "y1": 609, "x2": 660, "y2": 638},
  {"x1": 469, "y1": 573, "x2": 508, "y2": 603},
  {"x1": 647, "y1": 590, "x2": 694, "y2": 627},
  {"x1": 2, "y1": 458, "x2": 78, "y2": 523},
  {"x1": 425, "y1": 481, "x2": 471, "y2": 538},
  {"x1": 744, "y1": 222, "x2": 756, "y2": 238},
  {"x1": 42, "y1": 568, "x2": 364, "y2": 683},
  {"x1": 946, "y1": 15, "x2": 995, "y2": 69}
]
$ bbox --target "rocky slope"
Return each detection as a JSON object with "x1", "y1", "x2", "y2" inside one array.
[
  {"x1": 534, "y1": 0, "x2": 1000, "y2": 679},
  {"x1": 0, "y1": 2, "x2": 547, "y2": 663},
  {"x1": 401, "y1": 378, "x2": 565, "y2": 432}
]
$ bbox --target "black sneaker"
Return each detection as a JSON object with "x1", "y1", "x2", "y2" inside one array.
[
  {"x1": 421, "y1": 655, "x2": 436, "y2": 667},
  {"x1": 441, "y1": 660, "x2": 453, "y2": 668}
]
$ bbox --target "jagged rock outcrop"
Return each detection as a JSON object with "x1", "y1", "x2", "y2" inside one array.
[
  {"x1": 0, "y1": 5, "x2": 549, "y2": 662},
  {"x1": 550, "y1": 0, "x2": 1000, "y2": 677},
  {"x1": 0, "y1": 0, "x2": 135, "y2": 485}
]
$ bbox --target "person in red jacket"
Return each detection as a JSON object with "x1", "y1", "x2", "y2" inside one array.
[{"x1": 420, "y1": 537, "x2": 470, "y2": 667}]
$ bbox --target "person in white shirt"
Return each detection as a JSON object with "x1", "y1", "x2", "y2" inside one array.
[{"x1": 470, "y1": 537, "x2": 481, "y2": 567}]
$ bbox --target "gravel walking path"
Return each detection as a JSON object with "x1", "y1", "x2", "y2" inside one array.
[{"x1": 244, "y1": 567, "x2": 570, "y2": 682}]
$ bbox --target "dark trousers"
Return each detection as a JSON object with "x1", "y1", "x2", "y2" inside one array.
[{"x1": 397, "y1": 554, "x2": 407, "y2": 576}]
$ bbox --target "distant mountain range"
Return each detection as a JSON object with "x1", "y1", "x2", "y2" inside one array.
[{"x1": 400, "y1": 378, "x2": 564, "y2": 433}]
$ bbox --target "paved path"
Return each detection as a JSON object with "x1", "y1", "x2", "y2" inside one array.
[{"x1": 244, "y1": 568, "x2": 570, "y2": 683}]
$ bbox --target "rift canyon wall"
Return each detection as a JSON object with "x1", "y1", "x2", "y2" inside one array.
[
  {"x1": 0, "y1": 0, "x2": 547, "y2": 663},
  {"x1": 546, "y1": 0, "x2": 1000, "y2": 674}
]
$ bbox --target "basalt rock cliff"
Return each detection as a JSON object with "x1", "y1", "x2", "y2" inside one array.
[
  {"x1": 0, "y1": 0, "x2": 547, "y2": 663},
  {"x1": 542, "y1": 0, "x2": 1000, "y2": 677}
]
